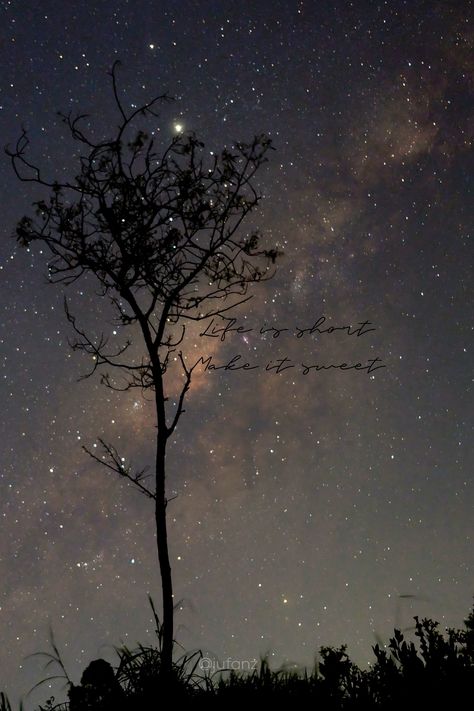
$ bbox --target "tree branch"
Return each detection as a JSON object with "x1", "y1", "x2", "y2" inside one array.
[
  {"x1": 167, "y1": 351, "x2": 199, "y2": 437},
  {"x1": 84, "y1": 439, "x2": 155, "y2": 500}
]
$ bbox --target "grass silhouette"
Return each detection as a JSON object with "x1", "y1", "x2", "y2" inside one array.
[{"x1": 3, "y1": 598, "x2": 474, "y2": 709}]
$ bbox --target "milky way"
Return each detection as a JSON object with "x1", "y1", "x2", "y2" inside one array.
[{"x1": 1, "y1": 2, "x2": 473, "y2": 707}]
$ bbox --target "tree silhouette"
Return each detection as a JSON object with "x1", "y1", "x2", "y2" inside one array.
[{"x1": 6, "y1": 62, "x2": 281, "y2": 679}]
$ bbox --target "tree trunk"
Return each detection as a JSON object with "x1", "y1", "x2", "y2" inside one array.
[
  {"x1": 155, "y1": 432, "x2": 173, "y2": 676},
  {"x1": 153, "y1": 361, "x2": 173, "y2": 678}
]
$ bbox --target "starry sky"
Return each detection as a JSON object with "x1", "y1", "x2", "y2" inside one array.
[{"x1": 1, "y1": 0, "x2": 473, "y2": 707}]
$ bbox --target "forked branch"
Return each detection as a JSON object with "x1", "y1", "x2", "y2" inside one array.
[{"x1": 83, "y1": 439, "x2": 155, "y2": 499}]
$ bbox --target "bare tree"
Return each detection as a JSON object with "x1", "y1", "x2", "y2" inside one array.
[{"x1": 6, "y1": 62, "x2": 281, "y2": 678}]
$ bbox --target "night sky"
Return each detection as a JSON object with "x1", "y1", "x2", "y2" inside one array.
[{"x1": 1, "y1": 1, "x2": 473, "y2": 707}]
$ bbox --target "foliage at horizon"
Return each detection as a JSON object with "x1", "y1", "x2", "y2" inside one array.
[{"x1": 2, "y1": 599, "x2": 473, "y2": 710}]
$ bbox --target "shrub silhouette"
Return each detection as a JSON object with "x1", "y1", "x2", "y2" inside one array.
[
  {"x1": 68, "y1": 660, "x2": 125, "y2": 711},
  {"x1": 3, "y1": 599, "x2": 474, "y2": 709}
]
